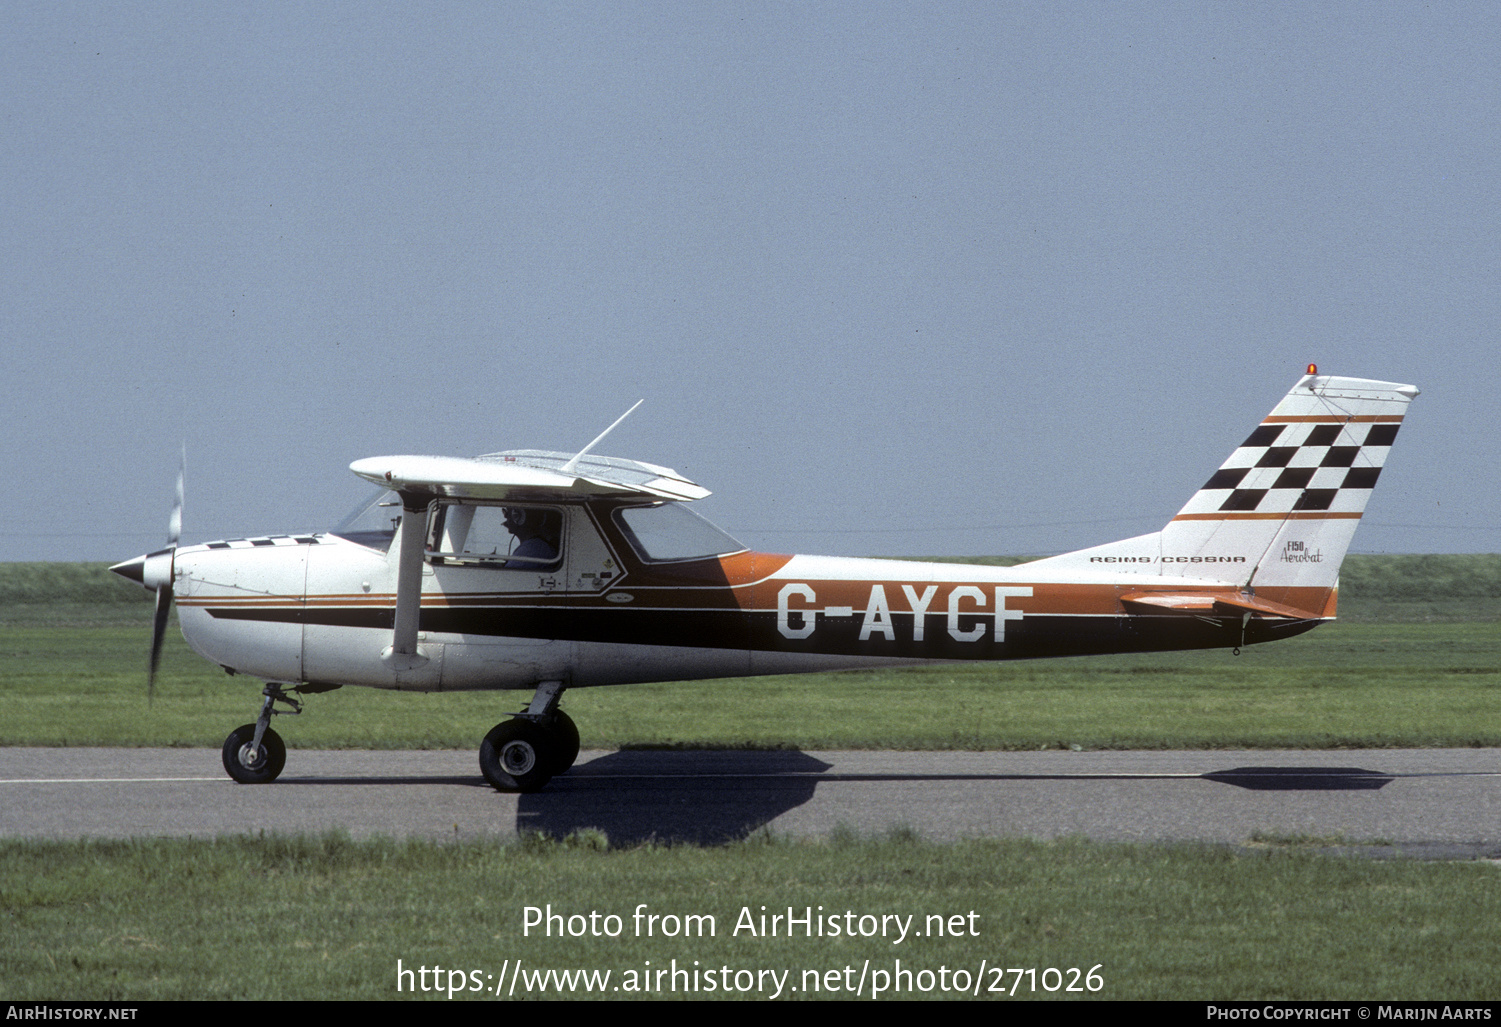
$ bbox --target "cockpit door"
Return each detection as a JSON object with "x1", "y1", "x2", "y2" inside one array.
[{"x1": 422, "y1": 500, "x2": 574, "y2": 691}]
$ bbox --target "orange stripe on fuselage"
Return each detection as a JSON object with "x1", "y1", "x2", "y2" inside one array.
[{"x1": 718, "y1": 550, "x2": 793, "y2": 584}]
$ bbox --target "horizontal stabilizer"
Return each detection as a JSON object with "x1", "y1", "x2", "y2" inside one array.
[{"x1": 1120, "y1": 591, "x2": 1323, "y2": 620}]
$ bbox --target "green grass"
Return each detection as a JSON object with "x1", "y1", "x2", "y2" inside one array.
[
  {"x1": 0, "y1": 562, "x2": 155, "y2": 608},
  {"x1": 2, "y1": 832, "x2": 1498, "y2": 1000}
]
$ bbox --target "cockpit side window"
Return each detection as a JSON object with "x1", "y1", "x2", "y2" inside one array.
[{"x1": 427, "y1": 502, "x2": 564, "y2": 570}]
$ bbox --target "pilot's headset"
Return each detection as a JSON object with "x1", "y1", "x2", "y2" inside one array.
[{"x1": 502, "y1": 507, "x2": 530, "y2": 532}]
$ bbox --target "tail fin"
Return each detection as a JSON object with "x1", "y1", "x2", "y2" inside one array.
[{"x1": 1028, "y1": 370, "x2": 1419, "y2": 616}]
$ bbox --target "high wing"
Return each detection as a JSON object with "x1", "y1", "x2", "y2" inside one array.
[{"x1": 349, "y1": 450, "x2": 710, "y2": 502}]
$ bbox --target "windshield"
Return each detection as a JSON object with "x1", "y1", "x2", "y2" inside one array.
[
  {"x1": 613, "y1": 503, "x2": 746, "y2": 563},
  {"x1": 330, "y1": 489, "x2": 403, "y2": 552}
]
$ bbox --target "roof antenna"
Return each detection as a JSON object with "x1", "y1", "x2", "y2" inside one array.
[{"x1": 561, "y1": 399, "x2": 643, "y2": 473}]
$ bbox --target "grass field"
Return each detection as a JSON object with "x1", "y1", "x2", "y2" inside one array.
[{"x1": 3, "y1": 558, "x2": 1497, "y2": 1002}]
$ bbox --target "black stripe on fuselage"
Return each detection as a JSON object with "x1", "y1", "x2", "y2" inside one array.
[{"x1": 205, "y1": 603, "x2": 1321, "y2": 659}]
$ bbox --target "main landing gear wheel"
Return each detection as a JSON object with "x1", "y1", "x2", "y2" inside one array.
[
  {"x1": 480, "y1": 681, "x2": 576, "y2": 793},
  {"x1": 222, "y1": 724, "x2": 286, "y2": 784},
  {"x1": 479, "y1": 719, "x2": 556, "y2": 793}
]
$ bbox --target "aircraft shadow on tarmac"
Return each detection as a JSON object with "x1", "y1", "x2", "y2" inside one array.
[
  {"x1": 1200, "y1": 767, "x2": 1394, "y2": 791},
  {"x1": 517, "y1": 750, "x2": 832, "y2": 847},
  {"x1": 512, "y1": 753, "x2": 1397, "y2": 847}
]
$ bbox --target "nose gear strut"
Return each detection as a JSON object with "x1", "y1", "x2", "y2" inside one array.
[{"x1": 220, "y1": 683, "x2": 305, "y2": 784}]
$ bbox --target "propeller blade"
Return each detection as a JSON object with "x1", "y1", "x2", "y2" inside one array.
[
  {"x1": 148, "y1": 581, "x2": 173, "y2": 705},
  {"x1": 148, "y1": 445, "x2": 184, "y2": 705},
  {"x1": 167, "y1": 446, "x2": 184, "y2": 547}
]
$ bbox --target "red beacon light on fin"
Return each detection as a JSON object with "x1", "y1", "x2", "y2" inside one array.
[{"x1": 1307, "y1": 363, "x2": 1318, "y2": 375}]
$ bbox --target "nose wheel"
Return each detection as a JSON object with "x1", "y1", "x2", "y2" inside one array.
[
  {"x1": 222, "y1": 724, "x2": 286, "y2": 784},
  {"x1": 220, "y1": 682, "x2": 310, "y2": 784}
]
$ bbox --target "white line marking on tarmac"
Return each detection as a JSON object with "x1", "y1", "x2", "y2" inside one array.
[{"x1": 0, "y1": 777, "x2": 227, "y2": 784}]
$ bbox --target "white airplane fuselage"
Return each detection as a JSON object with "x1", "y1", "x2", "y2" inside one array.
[{"x1": 172, "y1": 499, "x2": 1328, "y2": 695}]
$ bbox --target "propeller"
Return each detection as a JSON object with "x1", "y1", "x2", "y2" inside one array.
[{"x1": 110, "y1": 447, "x2": 184, "y2": 703}]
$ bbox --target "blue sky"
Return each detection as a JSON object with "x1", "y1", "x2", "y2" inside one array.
[{"x1": 4, "y1": 2, "x2": 1496, "y2": 563}]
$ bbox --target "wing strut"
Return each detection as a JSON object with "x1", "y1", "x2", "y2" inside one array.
[{"x1": 383, "y1": 492, "x2": 431, "y2": 667}]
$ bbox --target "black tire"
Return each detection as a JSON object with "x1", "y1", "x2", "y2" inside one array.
[
  {"x1": 479, "y1": 719, "x2": 555, "y2": 793},
  {"x1": 222, "y1": 724, "x2": 286, "y2": 784},
  {"x1": 548, "y1": 710, "x2": 580, "y2": 774}
]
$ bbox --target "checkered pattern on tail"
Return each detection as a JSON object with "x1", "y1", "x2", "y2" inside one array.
[{"x1": 1174, "y1": 418, "x2": 1402, "y2": 519}]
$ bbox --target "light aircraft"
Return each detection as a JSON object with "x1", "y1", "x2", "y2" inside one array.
[{"x1": 112, "y1": 368, "x2": 1417, "y2": 792}]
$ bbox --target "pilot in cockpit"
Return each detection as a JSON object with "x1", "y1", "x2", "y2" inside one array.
[{"x1": 501, "y1": 507, "x2": 561, "y2": 569}]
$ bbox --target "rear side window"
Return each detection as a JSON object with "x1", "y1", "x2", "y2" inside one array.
[{"x1": 613, "y1": 503, "x2": 745, "y2": 563}]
